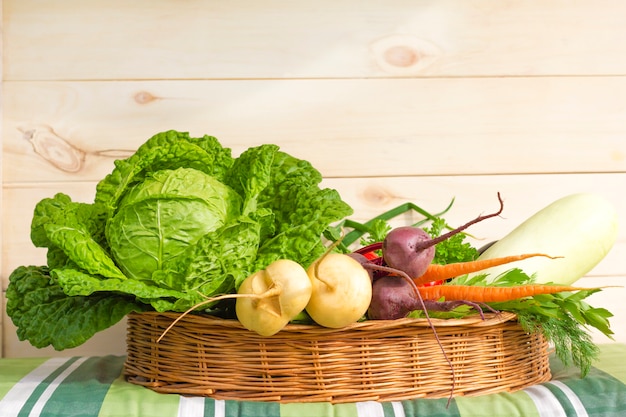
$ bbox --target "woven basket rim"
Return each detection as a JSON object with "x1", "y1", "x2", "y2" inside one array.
[{"x1": 130, "y1": 310, "x2": 519, "y2": 332}]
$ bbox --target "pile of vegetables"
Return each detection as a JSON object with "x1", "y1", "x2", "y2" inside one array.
[
  {"x1": 6, "y1": 130, "x2": 619, "y2": 382},
  {"x1": 326, "y1": 191, "x2": 618, "y2": 376}
]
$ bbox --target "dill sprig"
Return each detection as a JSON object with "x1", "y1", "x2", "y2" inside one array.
[{"x1": 451, "y1": 270, "x2": 614, "y2": 376}]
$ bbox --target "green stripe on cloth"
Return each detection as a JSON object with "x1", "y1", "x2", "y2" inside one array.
[
  {"x1": 280, "y1": 402, "x2": 336, "y2": 417},
  {"x1": 521, "y1": 363, "x2": 626, "y2": 417},
  {"x1": 0, "y1": 357, "x2": 48, "y2": 402},
  {"x1": 0, "y1": 357, "x2": 71, "y2": 417},
  {"x1": 554, "y1": 367, "x2": 626, "y2": 416},
  {"x1": 18, "y1": 356, "x2": 85, "y2": 417},
  {"x1": 547, "y1": 381, "x2": 588, "y2": 416},
  {"x1": 224, "y1": 399, "x2": 280, "y2": 417},
  {"x1": 401, "y1": 397, "x2": 460, "y2": 417},
  {"x1": 456, "y1": 390, "x2": 540, "y2": 417},
  {"x1": 206, "y1": 398, "x2": 220, "y2": 417},
  {"x1": 541, "y1": 382, "x2": 579, "y2": 416},
  {"x1": 97, "y1": 374, "x2": 180, "y2": 417},
  {"x1": 29, "y1": 356, "x2": 124, "y2": 417},
  {"x1": 381, "y1": 401, "x2": 400, "y2": 417}
]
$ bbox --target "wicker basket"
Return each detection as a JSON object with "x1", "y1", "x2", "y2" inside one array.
[{"x1": 124, "y1": 311, "x2": 550, "y2": 403}]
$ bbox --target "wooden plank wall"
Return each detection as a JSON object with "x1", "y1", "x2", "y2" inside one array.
[{"x1": 2, "y1": 0, "x2": 625, "y2": 358}]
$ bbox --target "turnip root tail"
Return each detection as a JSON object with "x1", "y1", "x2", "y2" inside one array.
[{"x1": 156, "y1": 289, "x2": 281, "y2": 343}]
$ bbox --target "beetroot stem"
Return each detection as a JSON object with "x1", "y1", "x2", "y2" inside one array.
[{"x1": 415, "y1": 192, "x2": 504, "y2": 252}]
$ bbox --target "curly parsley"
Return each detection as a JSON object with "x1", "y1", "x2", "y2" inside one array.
[{"x1": 424, "y1": 217, "x2": 479, "y2": 264}]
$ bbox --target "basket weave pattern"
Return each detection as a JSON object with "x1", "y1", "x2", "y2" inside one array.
[{"x1": 125, "y1": 311, "x2": 551, "y2": 403}]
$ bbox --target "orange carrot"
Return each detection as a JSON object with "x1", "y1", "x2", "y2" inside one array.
[
  {"x1": 412, "y1": 253, "x2": 560, "y2": 286},
  {"x1": 416, "y1": 283, "x2": 593, "y2": 303}
]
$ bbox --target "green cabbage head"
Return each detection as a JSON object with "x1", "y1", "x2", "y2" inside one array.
[{"x1": 107, "y1": 167, "x2": 243, "y2": 281}]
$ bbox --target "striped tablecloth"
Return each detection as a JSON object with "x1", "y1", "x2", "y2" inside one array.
[{"x1": 1, "y1": 344, "x2": 625, "y2": 417}]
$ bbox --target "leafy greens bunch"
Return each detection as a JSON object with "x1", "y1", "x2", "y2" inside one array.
[{"x1": 6, "y1": 130, "x2": 353, "y2": 350}]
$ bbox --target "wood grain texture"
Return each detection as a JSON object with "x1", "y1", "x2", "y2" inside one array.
[
  {"x1": 4, "y1": 78, "x2": 626, "y2": 181},
  {"x1": 4, "y1": 0, "x2": 626, "y2": 80}
]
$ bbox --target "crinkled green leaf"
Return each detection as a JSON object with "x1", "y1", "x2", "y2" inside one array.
[
  {"x1": 51, "y1": 267, "x2": 193, "y2": 311},
  {"x1": 223, "y1": 144, "x2": 278, "y2": 216},
  {"x1": 6, "y1": 266, "x2": 144, "y2": 350},
  {"x1": 153, "y1": 219, "x2": 261, "y2": 294},
  {"x1": 31, "y1": 194, "x2": 125, "y2": 280},
  {"x1": 32, "y1": 193, "x2": 109, "y2": 248},
  {"x1": 255, "y1": 224, "x2": 328, "y2": 271},
  {"x1": 95, "y1": 130, "x2": 233, "y2": 214},
  {"x1": 44, "y1": 223, "x2": 126, "y2": 280},
  {"x1": 46, "y1": 246, "x2": 70, "y2": 270},
  {"x1": 255, "y1": 185, "x2": 352, "y2": 268},
  {"x1": 30, "y1": 193, "x2": 72, "y2": 248}
]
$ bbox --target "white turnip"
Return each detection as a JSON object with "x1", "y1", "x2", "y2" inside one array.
[
  {"x1": 306, "y1": 253, "x2": 372, "y2": 328},
  {"x1": 158, "y1": 259, "x2": 312, "y2": 340},
  {"x1": 236, "y1": 259, "x2": 312, "y2": 336},
  {"x1": 345, "y1": 252, "x2": 375, "y2": 281}
]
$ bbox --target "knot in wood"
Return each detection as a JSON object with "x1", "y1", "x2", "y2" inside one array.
[
  {"x1": 21, "y1": 125, "x2": 85, "y2": 173},
  {"x1": 384, "y1": 45, "x2": 419, "y2": 68},
  {"x1": 134, "y1": 91, "x2": 158, "y2": 104},
  {"x1": 361, "y1": 185, "x2": 394, "y2": 206},
  {"x1": 370, "y1": 35, "x2": 442, "y2": 74}
]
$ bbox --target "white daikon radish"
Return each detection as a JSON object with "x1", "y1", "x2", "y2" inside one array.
[{"x1": 475, "y1": 193, "x2": 618, "y2": 285}]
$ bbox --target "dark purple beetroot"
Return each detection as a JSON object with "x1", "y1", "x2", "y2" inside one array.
[
  {"x1": 382, "y1": 227, "x2": 435, "y2": 278},
  {"x1": 367, "y1": 275, "x2": 416, "y2": 320}
]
